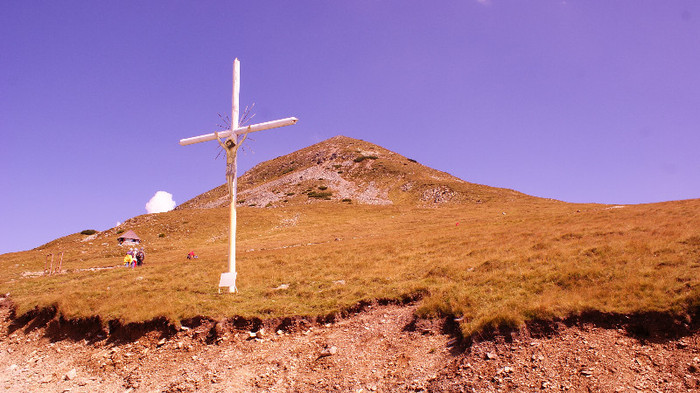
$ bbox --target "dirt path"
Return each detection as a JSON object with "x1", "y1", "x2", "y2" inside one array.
[{"x1": 0, "y1": 300, "x2": 699, "y2": 392}]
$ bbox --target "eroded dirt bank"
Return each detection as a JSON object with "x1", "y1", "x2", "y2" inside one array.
[{"x1": 1, "y1": 300, "x2": 699, "y2": 392}]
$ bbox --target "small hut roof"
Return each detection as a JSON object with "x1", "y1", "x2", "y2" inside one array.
[{"x1": 117, "y1": 230, "x2": 141, "y2": 240}]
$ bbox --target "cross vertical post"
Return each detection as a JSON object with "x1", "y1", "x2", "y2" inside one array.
[
  {"x1": 228, "y1": 59, "x2": 241, "y2": 292},
  {"x1": 179, "y1": 59, "x2": 298, "y2": 293}
]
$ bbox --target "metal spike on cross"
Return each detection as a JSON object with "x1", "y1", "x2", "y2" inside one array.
[{"x1": 179, "y1": 59, "x2": 298, "y2": 293}]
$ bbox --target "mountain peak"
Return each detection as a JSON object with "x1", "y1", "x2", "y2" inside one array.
[{"x1": 177, "y1": 136, "x2": 528, "y2": 210}]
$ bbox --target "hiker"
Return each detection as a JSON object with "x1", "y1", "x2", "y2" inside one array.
[
  {"x1": 136, "y1": 248, "x2": 145, "y2": 266},
  {"x1": 187, "y1": 251, "x2": 197, "y2": 260},
  {"x1": 124, "y1": 253, "x2": 133, "y2": 267}
]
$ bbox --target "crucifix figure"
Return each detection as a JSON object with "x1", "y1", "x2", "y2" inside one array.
[{"x1": 179, "y1": 58, "x2": 298, "y2": 293}]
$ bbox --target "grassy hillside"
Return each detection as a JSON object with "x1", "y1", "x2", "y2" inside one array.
[{"x1": 2, "y1": 198, "x2": 698, "y2": 337}]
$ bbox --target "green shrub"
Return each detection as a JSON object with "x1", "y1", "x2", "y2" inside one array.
[
  {"x1": 116, "y1": 229, "x2": 124, "y2": 235},
  {"x1": 308, "y1": 191, "x2": 332, "y2": 200},
  {"x1": 318, "y1": 186, "x2": 328, "y2": 191},
  {"x1": 158, "y1": 233, "x2": 166, "y2": 238},
  {"x1": 408, "y1": 158, "x2": 417, "y2": 163},
  {"x1": 281, "y1": 167, "x2": 295, "y2": 175},
  {"x1": 80, "y1": 229, "x2": 97, "y2": 236},
  {"x1": 342, "y1": 199, "x2": 352, "y2": 203},
  {"x1": 354, "y1": 155, "x2": 378, "y2": 163}
]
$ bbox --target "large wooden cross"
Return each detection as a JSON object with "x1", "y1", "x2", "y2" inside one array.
[{"x1": 179, "y1": 58, "x2": 298, "y2": 293}]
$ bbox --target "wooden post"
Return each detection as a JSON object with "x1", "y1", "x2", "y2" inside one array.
[
  {"x1": 45, "y1": 254, "x2": 51, "y2": 275},
  {"x1": 55, "y1": 251, "x2": 64, "y2": 274},
  {"x1": 228, "y1": 59, "x2": 240, "y2": 293}
]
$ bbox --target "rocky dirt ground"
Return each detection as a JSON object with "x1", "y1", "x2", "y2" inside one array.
[{"x1": 0, "y1": 298, "x2": 699, "y2": 392}]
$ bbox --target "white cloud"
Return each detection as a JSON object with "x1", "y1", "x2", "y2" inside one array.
[{"x1": 145, "y1": 191, "x2": 176, "y2": 214}]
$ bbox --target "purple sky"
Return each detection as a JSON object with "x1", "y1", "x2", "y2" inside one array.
[{"x1": 2, "y1": 1, "x2": 699, "y2": 254}]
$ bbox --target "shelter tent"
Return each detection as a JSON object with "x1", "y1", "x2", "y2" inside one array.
[{"x1": 117, "y1": 230, "x2": 141, "y2": 246}]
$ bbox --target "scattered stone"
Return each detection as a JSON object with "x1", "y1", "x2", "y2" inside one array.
[
  {"x1": 277, "y1": 330, "x2": 284, "y2": 335},
  {"x1": 214, "y1": 321, "x2": 227, "y2": 338},
  {"x1": 408, "y1": 379, "x2": 425, "y2": 391},
  {"x1": 318, "y1": 346, "x2": 338, "y2": 359},
  {"x1": 65, "y1": 368, "x2": 77, "y2": 380},
  {"x1": 274, "y1": 284, "x2": 290, "y2": 290},
  {"x1": 485, "y1": 352, "x2": 497, "y2": 360},
  {"x1": 7, "y1": 364, "x2": 17, "y2": 371},
  {"x1": 495, "y1": 366, "x2": 513, "y2": 375},
  {"x1": 580, "y1": 369, "x2": 593, "y2": 377},
  {"x1": 157, "y1": 338, "x2": 166, "y2": 347},
  {"x1": 333, "y1": 280, "x2": 346, "y2": 285}
]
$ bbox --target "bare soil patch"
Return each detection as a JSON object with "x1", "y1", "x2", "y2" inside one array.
[{"x1": 1, "y1": 298, "x2": 699, "y2": 392}]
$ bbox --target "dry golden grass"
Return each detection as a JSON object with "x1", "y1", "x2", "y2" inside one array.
[{"x1": 2, "y1": 197, "x2": 699, "y2": 337}]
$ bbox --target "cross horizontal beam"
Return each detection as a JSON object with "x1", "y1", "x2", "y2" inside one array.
[{"x1": 179, "y1": 117, "x2": 298, "y2": 146}]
